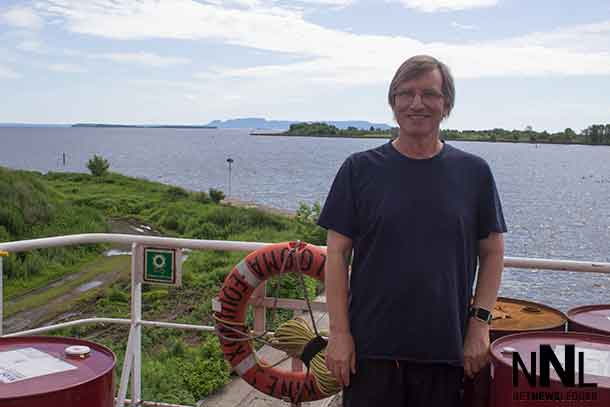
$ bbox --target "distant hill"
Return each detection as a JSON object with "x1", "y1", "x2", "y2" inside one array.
[{"x1": 207, "y1": 117, "x2": 392, "y2": 130}]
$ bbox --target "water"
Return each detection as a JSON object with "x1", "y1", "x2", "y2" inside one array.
[
  {"x1": 76, "y1": 280, "x2": 103, "y2": 292},
  {"x1": 1, "y1": 127, "x2": 609, "y2": 311}
]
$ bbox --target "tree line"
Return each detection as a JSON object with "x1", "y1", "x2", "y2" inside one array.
[
  {"x1": 286, "y1": 122, "x2": 391, "y2": 137},
  {"x1": 285, "y1": 122, "x2": 610, "y2": 145},
  {"x1": 442, "y1": 124, "x2": 610, "y2": 145}
]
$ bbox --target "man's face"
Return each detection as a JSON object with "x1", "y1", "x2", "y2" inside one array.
[{"x1": 392, "y1": 68, "x2": 446, "y2": 139}]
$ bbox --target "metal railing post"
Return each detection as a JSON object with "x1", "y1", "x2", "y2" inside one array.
[
  {"x1": 132, "y1": 243, "x2": 142, "y2": 405},
  {"x1": 116, "y1": 325, "x2": 136, "y2": 407},
  {"x1": 252, "y1": 282, "x2": 266, "y2": 335},
  {"x1": 290, "y1": 358, "x2": 303, "y2": 407},
  {"x1": 0, "y1": 252, "x2": 5, "y2": 336}
]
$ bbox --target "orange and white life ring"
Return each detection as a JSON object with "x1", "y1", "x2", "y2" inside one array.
[{"x1": 213, "y1": 241, "x2": 327, "y2": 403}]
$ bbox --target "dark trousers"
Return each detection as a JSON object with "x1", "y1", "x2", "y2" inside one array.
[{"x1": 343, "y1": 359, "x2": 463, "y2": 407}]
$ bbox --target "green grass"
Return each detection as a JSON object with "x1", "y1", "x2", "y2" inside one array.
[{"x1": 1, "y1": 165, "x2": 327, "y2": 405}]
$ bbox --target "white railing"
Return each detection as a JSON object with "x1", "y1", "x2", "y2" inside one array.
[{"x1": 0, "y1": 234, "x2": 609, "y2": 407}]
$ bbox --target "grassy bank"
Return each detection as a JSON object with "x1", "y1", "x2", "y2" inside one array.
[{"x1": 0, "y1": 165, "x2": 326, "y2": 404}]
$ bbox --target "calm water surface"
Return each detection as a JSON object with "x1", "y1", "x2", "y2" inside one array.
[{"x1": 1, "y1": 127, "x2": 609, "y2": 311}]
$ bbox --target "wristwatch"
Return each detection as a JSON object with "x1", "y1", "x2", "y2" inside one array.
[{"x1": 469, "y1": 306, "x2": 492, "y2": 324}]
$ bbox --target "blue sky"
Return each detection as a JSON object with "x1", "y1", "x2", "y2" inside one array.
[{"x1": 1, "y1": 0, "x2": 609, "y2": 131}]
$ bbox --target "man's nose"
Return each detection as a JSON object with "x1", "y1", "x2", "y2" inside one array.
[{"x1": 410, "y1": 93, "x2": 424, "y2": 108}]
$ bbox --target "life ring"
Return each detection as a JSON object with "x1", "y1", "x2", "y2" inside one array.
[{"x1": 213, "y1": 241, "x2": 327, "y2": 403}]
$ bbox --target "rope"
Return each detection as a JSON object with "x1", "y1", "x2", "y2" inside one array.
[{"x1": 271, "y1": 317, "x2": 340, "y2": 396}]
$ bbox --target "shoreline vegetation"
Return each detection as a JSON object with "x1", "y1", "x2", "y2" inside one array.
[
  {"x1": 0, "y1": 165, "x2": 324, "y2": 404},
  {"x1": 254, "y1": 122, "x2": 610, "y2": 146}
]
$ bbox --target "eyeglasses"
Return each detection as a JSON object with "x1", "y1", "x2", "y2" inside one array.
[{"x1": 393, "y1": 89, "x2": 444, "y2": 106}]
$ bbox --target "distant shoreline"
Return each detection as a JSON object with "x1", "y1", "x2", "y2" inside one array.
[
  {"x1": 252, "y1": 132, "x2": 609, "y2": 146},
  {"x1": 250, "y1": 131, "x2": 390, "y2": 139},
  {"x1": 72, "y1": 124, "x2": 217, "y2": 129}
]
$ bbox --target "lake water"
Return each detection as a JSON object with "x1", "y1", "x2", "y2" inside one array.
[{"x1": 1, "y1": 127, "x2": 609, "y2": 311}]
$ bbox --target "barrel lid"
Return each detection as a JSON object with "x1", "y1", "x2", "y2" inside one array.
[
  {"x1": 491, "y1": 297, "x2": 566, "y2": 333},
  {"x1": 0, "y1": 336, "x2": 115, "y2": 399},
  {"x1": 568, "y1": 304, "x2": 610, "y2": 334},
  {"x1": 491, "y1": 331, "x2": 610, "y2": 387}
]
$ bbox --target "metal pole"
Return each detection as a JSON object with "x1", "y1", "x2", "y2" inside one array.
[
  {"x1": 131, "y1": 243, "x2": 142, "y2": 406},
  {"x1": 116, "y1": 325, "x2": 136, "y2": 407},
  {"x1": 226, "y1": 158, "x2": 233, "y2": 198}
]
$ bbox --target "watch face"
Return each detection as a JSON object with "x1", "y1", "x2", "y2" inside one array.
[
  {"x1": 476, "y1": 308, "x2": 492, "y2": 322},
  {"x1": 470, "y1": 307, "x2": 492, "y2": 323}
]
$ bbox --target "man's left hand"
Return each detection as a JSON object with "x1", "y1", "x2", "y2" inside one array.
[{"x1": 463, "y1": 318, "x2": 490, "y2": 379}]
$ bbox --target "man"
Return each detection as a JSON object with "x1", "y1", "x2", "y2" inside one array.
[{"x1": 318, "y1": 55, "x2": 506, "y2": 407}]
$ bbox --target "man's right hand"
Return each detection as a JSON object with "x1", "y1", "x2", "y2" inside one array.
[{"x1": 325, "y1": 331, "x2": 356, "y2": 387}]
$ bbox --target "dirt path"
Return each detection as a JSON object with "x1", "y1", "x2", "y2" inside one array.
[
  {"x1": 3, "y1": 218, "x2": 159, "y2": 334},
  {"x1": 4, "y1": 256, "x2": 130, "y2": 333}
]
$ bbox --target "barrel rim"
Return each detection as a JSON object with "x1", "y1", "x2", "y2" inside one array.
[
  {"x1": 491, "y1": 296, "x2": 567, "y2": 332},
  {"x1": 490, "y1": 331, "x2": 610, "y2": 369},
  {"x1": 0, "y1": 335, "x2": 116, "y2": 400},
  {"x1": 567, "y1": 304, "x2": 610, "y2": 331}
]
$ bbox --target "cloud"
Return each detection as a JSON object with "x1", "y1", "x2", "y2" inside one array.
[
  {"x1": 0, "y1": 65, "x2": 21, "y2": 79},
  {"x1": 451, "y1": 21, "x2": 478, "y2": 30},
  {"x1": 92, "y1": 52, "x2": 190, "y2": 67},
  {"x1": 36, "y1": 0, "x2": 610, "y2": 84},
  {"x1": 16, "y1": 39, "x2": 44, "y2": 53},
  {"x1": 395, "y1": 0, "x2": 498, "y2": 13},
  {"x1": 496, "y1": 20, "x2": 610, "y2": 53},
  {"x1": 48, "y1": 63, "x2": 86, "y2": 73},
  {"x1": 294, "y1": 0, "x2": 355, "y2": 5},
  {"x1": 2, "y1": 6, "x2": 44, "y2": 29}
]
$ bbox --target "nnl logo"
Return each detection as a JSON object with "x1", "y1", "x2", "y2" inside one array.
[{"x1": 512, "y1": 344, "x2": 598, "y2": 387}]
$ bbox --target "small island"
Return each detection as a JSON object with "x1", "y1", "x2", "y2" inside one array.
[{"x1": 255, "y1": 122, "x2": 610, "y2": 146}]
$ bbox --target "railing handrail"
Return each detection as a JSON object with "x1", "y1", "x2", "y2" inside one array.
[
  {"x1": 1, "y1": 233, "x2": 609, "y2": 407},
  {"x1": 0, "y1": 233, "x2": 268, "y2": 253},
  {"x1": 0, "y1": 233, "x2": 609, "y2": 274}
]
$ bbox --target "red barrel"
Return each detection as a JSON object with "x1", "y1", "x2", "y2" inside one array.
[
  {"x1": 567, "y1": 305, "x2": 610, "y2": 336},
  {"x1": 0, "y1": 336, "x2": 115, "y2": 407},
  {"x1": 490, "y1": 332, "x2": 610, "y2": 407},
  {"x1": 465, "y1": 298, "x2": 567, "y2": 407}
]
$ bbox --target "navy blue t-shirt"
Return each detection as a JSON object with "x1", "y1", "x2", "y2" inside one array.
[{"x1": 317, "y1": 141, "x2": 507, "y2": 366}]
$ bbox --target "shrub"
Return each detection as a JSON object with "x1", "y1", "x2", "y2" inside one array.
[
  {"x1": 86, "y1": 155, "x2": 110, "y2": 177},
  {"x1": 165, "y1": 186, "x2": 189, "y2": 201},
  {"x1": 178, "y1": 336, "x2": 230, "y2": 400},
  {"x1": 190, "y1": 222, "x2": 225, "y2": 240},
  {"x1": 295, "y1": 202, "x2": 326, "y2": 245},
  {"x1": 208, "y1": 188, "x2": 225, "y2": 203},
  {"x1": 192, "y1": 191, "x2": 211, "y2": 204},
  {"x1": 162, "y1": 214, "x2": 180, "y2": 231}
]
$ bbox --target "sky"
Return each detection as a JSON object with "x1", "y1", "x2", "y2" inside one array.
[{"x1": 1, "y1": 0, "x2": 609, "y2": 132}]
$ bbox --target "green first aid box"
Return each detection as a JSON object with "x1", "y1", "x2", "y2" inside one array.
[{"x1": 143, "y1": 247, "x2": 182, "y2": 286}]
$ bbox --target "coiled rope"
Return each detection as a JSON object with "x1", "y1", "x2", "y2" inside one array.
[{"x1": 271, "y1": 317, "x2": 340, "y2": 396}]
